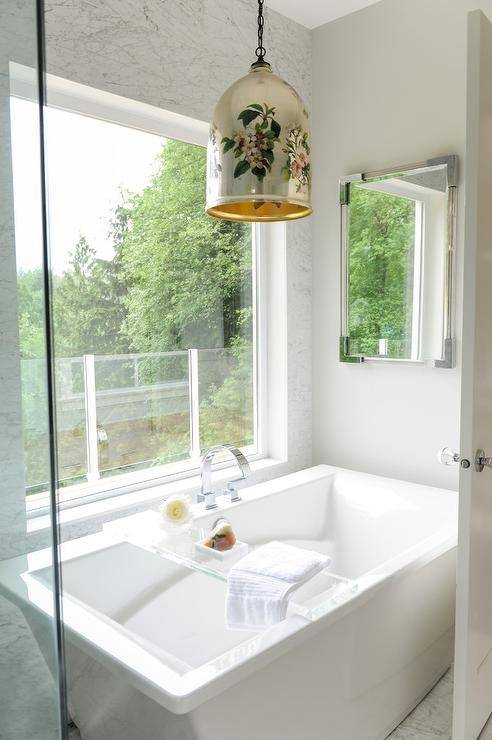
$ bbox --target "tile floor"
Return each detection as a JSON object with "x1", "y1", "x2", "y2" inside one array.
[
  {"x1": 388, "y1": 669, "x2": 454, "y2": 739},
  {"x1": 388, "y1": 668, "x2": 492, "y2": 740},
  {"x1": 67, "y1": 668, "x2": 492, "y2": 739}
]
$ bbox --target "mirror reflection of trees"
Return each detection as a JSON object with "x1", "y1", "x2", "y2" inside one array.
[{"x1": 348, "y1": 186, "x2": 417, "y2": 358}]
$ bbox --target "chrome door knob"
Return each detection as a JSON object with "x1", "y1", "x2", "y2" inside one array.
[
  {"x1": 437, "y1": 447, "x2": 471, "y2": 469},
  {"x1": 438, "y1": 447, "x2": 460, "y2": 466}
]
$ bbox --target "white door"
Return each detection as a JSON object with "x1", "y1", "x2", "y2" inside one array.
[{"x1": 453, "y1": 9, "x2": 492, "y2": 740}]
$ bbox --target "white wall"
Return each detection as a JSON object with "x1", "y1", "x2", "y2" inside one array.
[{"x1": 312, "y1": 0, "x2": 492, "y2": 489}]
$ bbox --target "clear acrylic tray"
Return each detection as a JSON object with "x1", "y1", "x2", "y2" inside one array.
[
  {"x1": 105, "y1": 510, "x2": 242, "y2": 580},
  {"x1": 105, "y1": 511, "x2": 358, "y2": 621},
  {"x1": 288, "y1": 571, "x2": 358, "y2": 620}
]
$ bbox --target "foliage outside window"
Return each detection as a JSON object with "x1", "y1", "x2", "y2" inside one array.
[{"x1": 14, "y1": 103, "x2": 256, "y2": 503}]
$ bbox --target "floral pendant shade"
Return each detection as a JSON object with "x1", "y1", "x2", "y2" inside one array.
[{"x1": 205, "y1": 2, "x2": 312, "y2": 222}]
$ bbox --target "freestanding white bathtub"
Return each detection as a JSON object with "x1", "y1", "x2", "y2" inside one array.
[{"x1": 21, "y1": 465, "x2": 457, "y2": 740}]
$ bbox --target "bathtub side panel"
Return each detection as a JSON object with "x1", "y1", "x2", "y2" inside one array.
[{"x1": 67, "y1": 549, "x2": 456, "y2": 740}]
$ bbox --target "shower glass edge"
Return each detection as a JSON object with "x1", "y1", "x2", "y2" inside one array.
[{"x1": 0, "y1": 0, "x2": 68, "y2": 737}]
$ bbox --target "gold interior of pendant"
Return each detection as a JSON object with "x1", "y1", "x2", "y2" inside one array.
[{"x1": 206, "y1": 200, "x2": 312, "y2": 222}]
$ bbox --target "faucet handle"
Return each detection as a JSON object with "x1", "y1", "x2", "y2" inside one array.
[
  {"x1": 196, "y1": 490, "x2": 218, "y2": 510},
  {"x1": 225, "y1": 467, "x2": 250, "y2": 501},
  {"x1": 225, "y1": 480, "x2": 242, "y2": 503}
]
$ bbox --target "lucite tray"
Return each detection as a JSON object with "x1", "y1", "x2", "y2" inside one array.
[
  {"x1": 105, "y1": 510, "x2": 243, "y2": 579},
  {"x1": 288, "y1": 570, "x2": 358, "y2": 620},
  {"x1": 104, "y1": 511, "x2": 358, "y2": 621}
]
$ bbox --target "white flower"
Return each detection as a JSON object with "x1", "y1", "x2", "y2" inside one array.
[{"x1": 160, "y1": 494, "x2": 192, "y2": 527}]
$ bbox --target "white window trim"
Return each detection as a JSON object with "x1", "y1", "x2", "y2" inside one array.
[{"x1": 10, "y1": 63, "x2": 288, "y2": 520}]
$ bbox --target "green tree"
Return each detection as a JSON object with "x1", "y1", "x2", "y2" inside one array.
[
  {"x1": 17, "y1": 268, "x2": 46, "y2": 359},
  {"x1": 17, "y1": 138, "x2": 256, "y2": 488},
  {"x1": 53, "y1": 235, "x2": 130, "y2": 357},
  {"x1": 118, "y1": 138, "x2": 254, "y2": 452},
  {"x1": 118, "y1": 138, "x2": 252, "y2": 353}
]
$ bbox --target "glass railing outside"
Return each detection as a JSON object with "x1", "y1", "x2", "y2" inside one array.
[{"x1": 23, "y1": 347, "x2": 254, "y2": 499}]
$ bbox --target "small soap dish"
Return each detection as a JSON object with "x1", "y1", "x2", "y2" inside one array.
[{"x1": 194, "y1": 540, "x2": 249, "y2": 561}]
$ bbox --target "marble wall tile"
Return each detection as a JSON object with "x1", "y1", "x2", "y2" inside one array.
[
  {"x1": 0, "y1": 24, "x2": 30, "y2": 562},
  {"x1": 44, "y1": 0, "x2": 311, "y2": 120},
  {"x1": 40, "y1": 0, "x2": 313, "y2": 541}
]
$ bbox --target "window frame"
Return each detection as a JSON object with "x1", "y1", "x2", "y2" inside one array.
[{"x1": 10, "y1": 64, "x2": 269, "y2": 516}]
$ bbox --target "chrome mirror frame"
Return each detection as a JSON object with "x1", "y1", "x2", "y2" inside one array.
[{"x1": 339, "y1": 155, "x2": 458, "y2": 367}]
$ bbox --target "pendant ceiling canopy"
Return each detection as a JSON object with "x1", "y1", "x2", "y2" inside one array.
[{"x1": 206, "y1": 0, "x2": 312, "y2": 222}]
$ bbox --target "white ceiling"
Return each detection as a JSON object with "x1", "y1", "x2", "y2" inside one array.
[{"x1": 265, "y1": 0, "x2": 383, "y2": 30}]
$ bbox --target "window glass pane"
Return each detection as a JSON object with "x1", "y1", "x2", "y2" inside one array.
[
  {"x1": 94, "y1": 351, "x2": 191, "y2": 478},
  {"x1": 348, "y1": 184, "x2": 420, "y2": 359},
  {"x1": 15, "y1": 102, "x2": 254, "y2": 502},
  {"x1": 198, "y1": 345, "x2": 254, "y2": 452},
  {"x1": 55, "y1": 357, "x2": 87, "y2": 486}
]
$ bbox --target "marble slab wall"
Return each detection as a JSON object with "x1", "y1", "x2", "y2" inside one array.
[
  {"x1": 0, "y1": 3, "x2": 312, "y2": 551},
  {"x1": 40, "y1": 0, "x2": 313, "y2": 538},
  {"x1": 0, "y1": 1, "x2": 41, "y2": 562}
]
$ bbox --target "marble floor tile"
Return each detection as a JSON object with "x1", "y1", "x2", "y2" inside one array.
[
  {"x1": 389, "y1": 729, "x2": 447, "y2": 740},
  {"x1": 480, "y1": 716, "x2": 492, "y2": 739},
  {"x1": 387, "y1": 670, "x2": 453, "y2": 738},
  {"x1": 68, "y1": 724, "x2": 82, "y2": 740},
  {"x1": 386, "y1": 667, "x2": 492, "y2": 740}
]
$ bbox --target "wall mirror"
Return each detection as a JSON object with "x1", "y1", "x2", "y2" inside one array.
[{"x1": 339, "y1": 156, "x2": 457, "y2": 366}]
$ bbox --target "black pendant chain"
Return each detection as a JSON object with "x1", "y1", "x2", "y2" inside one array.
[{"x1": 254, "y1": 0, "x2": 267, "y2": 63}]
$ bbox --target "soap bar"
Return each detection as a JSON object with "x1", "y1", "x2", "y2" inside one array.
[{"x1": 204, "y1": 518, "x2": 237, "y2": 551}]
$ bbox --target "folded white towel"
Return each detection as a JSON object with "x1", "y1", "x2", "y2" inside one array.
[{"x1": 226, "y1": 540, "x2": 330, "y2": 630}]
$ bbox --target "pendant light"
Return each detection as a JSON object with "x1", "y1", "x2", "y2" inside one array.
[{"x1": 206, "y1": 0, "x2": 312, "y2": 222}]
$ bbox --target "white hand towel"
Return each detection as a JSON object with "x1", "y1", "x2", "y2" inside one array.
[{"x1": 226, "y1": 540, "x2": 330, "y2": 630}]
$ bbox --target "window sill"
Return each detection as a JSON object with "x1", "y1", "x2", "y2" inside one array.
[
  {"x1": 27, "y1": 446, "x2": 260, "y2": 514},
  {"x1": 26, "y1": 457, "x2": 284, "y2": 535}
]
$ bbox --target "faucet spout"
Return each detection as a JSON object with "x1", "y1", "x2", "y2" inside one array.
[{"x1": 199, "y1": 444, "x2": 250, "y2": 508}]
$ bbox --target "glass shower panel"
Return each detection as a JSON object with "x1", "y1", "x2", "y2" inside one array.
[{"x1": 0, "y1": 1, "x2": 66, "y2": 738}]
